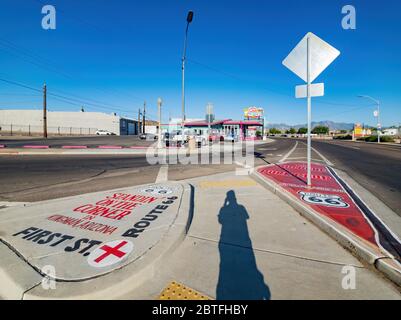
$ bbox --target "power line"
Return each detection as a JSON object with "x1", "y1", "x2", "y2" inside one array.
[
  {"x1": 0, "y1": 78, "x2": 131, "y2": 113},
  {"x1": 187, "y1": 58, "x2": 365, "y2": 109}
]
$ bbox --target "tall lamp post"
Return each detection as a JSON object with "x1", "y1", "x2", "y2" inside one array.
[
  {"x1": 358, "y1": 95, "x2": 381, "y2": 143},
  {"x1": 181, "y1": 10, "x2": 194, "y2": 147}
]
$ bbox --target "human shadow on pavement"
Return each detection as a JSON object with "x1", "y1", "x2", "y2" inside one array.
[{"x1": 216, "y1": 190, "x2": 271, "y2": 300}]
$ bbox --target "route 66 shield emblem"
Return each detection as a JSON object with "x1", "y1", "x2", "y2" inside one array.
[{"x1": 299, "y1": 192, "x2": 349, "y2": 208}]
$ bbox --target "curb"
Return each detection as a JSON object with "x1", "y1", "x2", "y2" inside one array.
[
  {"x1": 18, "y1": 182, "x2": 194, "y2": 300},
  {"x1": 251, "y1": 165, "x2": 401, "y2": 287}
]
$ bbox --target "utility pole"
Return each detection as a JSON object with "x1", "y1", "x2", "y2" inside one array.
[
  {"x1": 43, "y1": 83, "x2": 47, "y2": 138},
  {"x1": 142, "y1": 101, "x2": 146, "y2": 134},
  {"x1": 157, "y1": 98, "x2": 163, "y2": 148},
  {"x1": 138, "y1": 108, "x2": 142, "y2": 135}
]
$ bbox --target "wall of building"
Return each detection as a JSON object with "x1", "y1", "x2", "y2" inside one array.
[{"x1": 0, "y1": 110, "x2": 135, "y2": 135}]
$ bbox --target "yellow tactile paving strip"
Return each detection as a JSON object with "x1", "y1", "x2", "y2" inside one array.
[{"x1": 157, "y1": 281, "x2": 212, "y2": 300}]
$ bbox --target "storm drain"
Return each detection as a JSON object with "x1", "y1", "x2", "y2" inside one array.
[{"x1": 157, "y1": 281, "x2": 211, "y2": 300}]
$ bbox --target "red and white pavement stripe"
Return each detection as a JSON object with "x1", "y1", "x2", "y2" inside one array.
[
  {"x1": 61, "y1": 145, "x2": 88, "y2": 149},
  {"x1": 97, "y1": 145, "x2": 123, "y2": 149},
  {"x1": 23, "y1": 145, "x2": 49, "y2": 149}
]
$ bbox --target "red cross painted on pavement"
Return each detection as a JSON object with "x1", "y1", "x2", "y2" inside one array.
[{"x1": 94, "y1": 240, "x2": 128, "y2": 263}]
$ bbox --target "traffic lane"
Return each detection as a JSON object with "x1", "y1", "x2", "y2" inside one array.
[
  {"x1": 309, "y1": 139, "x2": 401, "y2": 216},
  {"x1": 0, "y1": 154, "x2": 153, "y2": 201},
  {"x1": 0, "y1": 152, "x2": 241, "y2": 202},
  {"x1": 321, "y1": 139, "x2": 401, "y2": 157},
  {"x1": 254, "y1": 138, "x2": 297, "y2": 164},
  {"x1": 0, "y1": 135, "x2": 155, "y2": 147}
]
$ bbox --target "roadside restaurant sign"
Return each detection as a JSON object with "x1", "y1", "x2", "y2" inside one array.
[{"x1": 244, "y1": 107, "x2": 264, "y2": 120}]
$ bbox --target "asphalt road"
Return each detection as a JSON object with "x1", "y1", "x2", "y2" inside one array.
[
  {"x1": 1, "y1": 138, "x2": 400, "y2": 218},
  {"x1": 0, "y1": 135, "x2": 155, "y2": 147},
  {"x1": 0, "y1": 152, "x2": 237, "y2": 202}
]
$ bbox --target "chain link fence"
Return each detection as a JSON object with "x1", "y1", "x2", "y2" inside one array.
[{"x1": 0, "y1": 124, "x2": 98, "y2": 136}]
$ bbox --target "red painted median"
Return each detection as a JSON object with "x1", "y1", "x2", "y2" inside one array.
[{"x1": 258, "y1": 161, "x2": 401, "y2": 261}]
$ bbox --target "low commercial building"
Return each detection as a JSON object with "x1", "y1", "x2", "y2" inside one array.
[
  {"x1": 382, "y1": 128, "x2": 399, "y2": 136},
  {"x1": 184, "y1": 119, "x2": 264, "y2": 140},
  {"x1": 0, "y1": 109, "x2": 139, "y2": 136}
]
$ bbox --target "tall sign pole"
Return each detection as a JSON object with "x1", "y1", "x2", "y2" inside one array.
[
  {"x1": 306, "y1": 36, "x2": 312, "y2": 186},
  {"x1": 283, "y1": 32, "x2": 340, "y2": 187}
]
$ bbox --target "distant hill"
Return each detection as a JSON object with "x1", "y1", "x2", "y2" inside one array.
[{"x1": 267, "y1": 121, "x2": 354, "y2": 131}]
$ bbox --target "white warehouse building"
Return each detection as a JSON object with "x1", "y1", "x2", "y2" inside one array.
[{"x1": 0, "y1": 109, "x2": 140, "y2": 136}]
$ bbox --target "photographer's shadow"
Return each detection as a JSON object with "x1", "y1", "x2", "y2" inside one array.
[{"x1": 216, "y1": 190, "x2": 271, "y2": 300}]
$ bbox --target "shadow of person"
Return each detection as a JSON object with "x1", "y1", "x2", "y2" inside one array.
[{"x1": 216, "y1": 190, "x2": 271, "y2": 300}]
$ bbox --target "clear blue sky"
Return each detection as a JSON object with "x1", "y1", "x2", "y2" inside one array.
[{"x1": 0, "y1": 0, "x2": 400, "y2": 126}]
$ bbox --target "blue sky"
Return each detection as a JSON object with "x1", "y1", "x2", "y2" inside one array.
[{"x1": 0, "y1": 0, "x2": 400, "y2": 126}]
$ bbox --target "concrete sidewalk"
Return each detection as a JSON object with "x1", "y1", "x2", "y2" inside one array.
[{"x1": 125, "y1": 170, "x2": 400, "y2": 300}]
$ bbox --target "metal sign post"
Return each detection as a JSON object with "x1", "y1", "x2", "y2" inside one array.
[
  {"x1": 307, "y1": 35, "x2": 312, "y2": 186},
  {"x1": 283, "y1": 32, "x2": 340, "y2": 187}
]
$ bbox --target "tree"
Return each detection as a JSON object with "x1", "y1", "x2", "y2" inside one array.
[
  {"x1": 340, "y1": 130, "x2": 347, "y2": 134},
  {"x1": 289, "y1": 128, "x2": 296, "y2": 134},
  {"x1": 297, "y1": 127, "x2": 307, "y2": 134},
  {"x1": 312, "y1": 126, "x2": 329, "y2": 135},
  {"x1": 269, "y1": 128, "x2": 281, "y2": 134}
]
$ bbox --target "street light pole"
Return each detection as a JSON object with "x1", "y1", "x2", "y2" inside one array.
[
  {"x1": 358, "y1": 95, "x2": 381, "y2": 143},
  {"x1": 181, "y1": 11, "x2": 194, "y2": 147}
]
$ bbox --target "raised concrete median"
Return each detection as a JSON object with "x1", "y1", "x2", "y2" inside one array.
[
  {"x1": 251, "y1": 161, "x2": 401, "y2": 287},
  {"x1": 0, "y1": 181, "x2": 193, "y2": 299}
]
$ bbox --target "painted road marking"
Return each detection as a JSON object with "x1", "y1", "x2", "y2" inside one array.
[
  {"x1": 300, "y1": 142, "x2": 333, "y2": 166},
  {"x1": 88, "y1": 239, "x2": 133, "y2": 268},
  {"x1": 258, "y1": 162, "x2": 401, "y2": 261},
  {"x1": 156, "y1": 165, "x2": 168, "y2": 183},
  {"x1": 279, "y1": 141, "x2": 298, "y2": 163},
  {"x1": 258, "y1": 147, "x2": 278, "y2": 151}
]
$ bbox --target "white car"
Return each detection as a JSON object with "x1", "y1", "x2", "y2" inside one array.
[
  {"x1": 96, "y1": 129, "x2": 115, "y2": 136},
  {"x1": 171, "y1": 130, "x2": 189, "y2": 144},
  {"x1": 194, "y1": 134, "x2": 207, "y2": 146}
]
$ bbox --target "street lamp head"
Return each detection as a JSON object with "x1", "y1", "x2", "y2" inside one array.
[
  {"x1": 187, "y1": 11, "x2": 194, "y2": 23},
  {"x1": 157, "y1": 97, "x2": 163, "y2": 106}
]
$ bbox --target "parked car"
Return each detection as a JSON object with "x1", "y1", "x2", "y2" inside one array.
[
  {"x1": 171, "y1": 130, "x2": 190, "y2": 144},
  {"x1": 96, "y1": 129, "x2": 115, "y2": 135},
  {"x1": 194, "y1": 134, "x2": 207, "y2": 147},
  {"x1": 139, "y1": 133, "x2": 157, "y2": 140},
  {"x1": 224, "y1": 133, "x2": 239, "y2": 142},
  {"x1": 208, "y1": 133, "x2": 224, "y2": 142}
]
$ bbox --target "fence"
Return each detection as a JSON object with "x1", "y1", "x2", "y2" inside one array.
[{"x1": 0, "y1": 124, "x2": 98, "y2": 136}]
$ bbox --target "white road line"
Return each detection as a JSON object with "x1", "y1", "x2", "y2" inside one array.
[
  {"x1": 155, "y1": 165, "x2": 168, "y2": 183},
  {"x1": 300, "y1": 142, "x2": 334, "y2": 166},
  {"x1": 279, "y1": 141, "x2": 298, "y2": 163}
]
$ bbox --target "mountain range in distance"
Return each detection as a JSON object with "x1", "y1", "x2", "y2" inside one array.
[{"x1": 266, "y1": 120, "x2": 355, "y2": 131}]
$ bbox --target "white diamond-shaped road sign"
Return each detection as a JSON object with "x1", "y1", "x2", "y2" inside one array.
[{"x1": 283, "y1": 32, "x2": 340, "y2": 83}]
